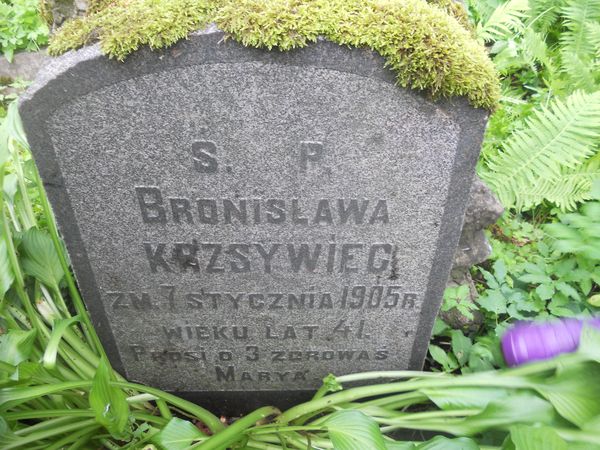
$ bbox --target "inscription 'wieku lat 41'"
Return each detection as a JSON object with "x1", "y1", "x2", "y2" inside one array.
[{"x1": 20, "y1": 27, "x2": 488, "y2": 412}]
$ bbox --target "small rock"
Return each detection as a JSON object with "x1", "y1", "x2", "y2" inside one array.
[
  {"x1": 441, "y1": 176, "x2": 503, "y2": 330},
  {"x1": 0, "y1": 50, "x2": 50, "y2": 82},
  {"x1": 453, "y1": 176, "x2": 504, "y2": 269}
]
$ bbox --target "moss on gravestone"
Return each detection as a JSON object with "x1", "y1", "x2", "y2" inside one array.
[{"x1": 47, "y1": 0, "x2": 500, "y2": 110}]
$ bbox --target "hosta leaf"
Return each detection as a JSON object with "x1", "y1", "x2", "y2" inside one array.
[
  {"x1": 42, "y1": 316, "x2": 80, "y2": 370},
  {"x1": 452, "y1": 393, "x2": 556, "y2": 435},
  {"x1": 422, "y1": 387, "x2": 508, "y2": 410},
  {"x1": 19, "y1": 227, "x2": 64, "y2": 289},
  {"x1": 0, "y1": 329, "x2": 36, "y2": 381},
  {"x1": 0, "y1": 240, "x2": 14, "y2": 298},
  {"x1": 324, "y1": 410, "x2": 386, "y2": 450},
  {"x1": 577, "y1": 325, "x2": 600, "y2": 361},
  {"x1": 3, "y1": 174, "x2": 17, "y2": 204},
  {"x1": 535, "y1": 361, "x2": 600, "y2": 427},
  {"x1": 0, "y1": 381, "x2": 86, "y2": 410},
  {"x1": 89, "y1": 357, "x2": 130, "y2": 439},
  {"x1": 417, "y1": 436, "x2": 480, "y2": 450},
  {"x1": 384, "y1": 440, "x2": 416, "y2": 450},
  {"x1": 385, "y1": 437, "x2": 480, "y2": 450},
  {"x1": 151, "y1": 417, "x2": 206, "y2": 450},
  {"x1": 509, "y1": 425, "x2": 567, "y2": 450},
  {"x1": 0, "y1": 417, "x2": 18, "y2": 447},
  {"x1": 2, "y1": 103, "x2": 28, "y2": 151}
]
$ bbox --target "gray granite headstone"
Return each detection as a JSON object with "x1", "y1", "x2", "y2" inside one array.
[{"x1": 20, "y1": 27, "x2": 487, "y2": 413}]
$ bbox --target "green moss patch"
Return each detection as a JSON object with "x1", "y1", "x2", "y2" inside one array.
[{"x1": 48, "y1": 0, "x2": 499, "y2": 110}]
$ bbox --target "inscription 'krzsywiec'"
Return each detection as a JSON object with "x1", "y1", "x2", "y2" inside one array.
[{"x1": 136, "y1": 187, "x2": 397, "y2": 275}]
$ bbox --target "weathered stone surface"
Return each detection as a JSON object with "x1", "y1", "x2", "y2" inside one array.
[
  {"x1": 20, "y1": 28, "x2": 487, "y2": 413},
  {"x1": 43, "y1": 0, "x2": 88, "y2": 30},
  {"x1": 453, "y1": 176, "x2": 504, "y2": 269}
]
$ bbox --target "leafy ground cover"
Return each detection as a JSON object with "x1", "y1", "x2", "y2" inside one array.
[
  {"x1": 1, "y1": 0, "x2": 600, "y2": 448},
  {"x1": 0, "y1": 0, "x2": 49, "y2": 62}
]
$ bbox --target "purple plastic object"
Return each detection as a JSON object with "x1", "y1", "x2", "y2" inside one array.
[{"x1": 501, "y1": 318, "x2": 600, "y2": 366}]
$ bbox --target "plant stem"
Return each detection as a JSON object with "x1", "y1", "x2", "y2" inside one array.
[
  {"x1": 193, "y1": 406, "x2": 280, "y2": 449},
  {"x1": 9, "y1": 139, "x2": 36, "y2": 227},
  {"x1": 112, "y1": 381, "x2": 225, "y2": 433},
  {"x1": 44, "y1": 424, "x2": 101, "y2": 450},
  {"x1": 32, "y1": 166, "x2": 105, "y2": 359},
  {"x1": 279, "y1": 374, "x2": 532, "y2": 424},
  {"x1": 247, "y1": 425, "x2": 324, "y2": 435},
  {"x1": 4, "y1": 409, "x2": 95, "y2": 420},
  {"x1": 363, "y1": 391, "x2": 429, "y2": 409},
  {"x1": 244, "y1": 441, "x2": 284, "y2": 450},
  {"x1": 377, "y1": 408, "x2": 480, "y2": 424},
  {"x1": 3, "y1": 418, "x2": 97, "y2": 450},
  {"x1": 14, "y1": 415, "x2": 83, "y2": 436},
  {"x1": 156, "y1": 398, "x2": 173, "y2": 420},
  {"x1": 336, "y1": 371, "x2": 445, "y2": 383}
]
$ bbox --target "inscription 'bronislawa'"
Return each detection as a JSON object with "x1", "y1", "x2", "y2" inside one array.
[{"x1": 136, "y1": 187, "x2": 390, "y2": 226}]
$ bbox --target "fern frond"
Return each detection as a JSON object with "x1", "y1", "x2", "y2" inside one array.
[
  {"x1": 480, "y1": 90, "x2": 600, "y2": 210},
  {"x1": 529, "y1": 0, "x2": 565, "y2": 32},
  {"x1": 586, "y1": 21, "x2": 600, "y2": 57},
  {"x1": 560, "y1": 0, "x2": 600, "y2": 63},
  {"x1": 522, "y1": 28, "x2": 553, "y2": 70},
  {"x1": 524, "y1": 154, "x2": 600, "y2": 210},
  {"x1": 476, "y1": 0, "x2": 530, "y2": 43},
  {"x1": 561, "y1": 52, "x2": 600, "y2": 91}
]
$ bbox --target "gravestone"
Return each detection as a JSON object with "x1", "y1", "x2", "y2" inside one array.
[{"x1": 20, "y1": 27, "x2": 487, "y2": 413}]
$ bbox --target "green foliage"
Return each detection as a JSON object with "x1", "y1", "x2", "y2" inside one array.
[
  {"x1": 1, "y1": 79, "x2": 28, "y2": 119},
  {"x1": 508, "y1": 425, "x2": 569, "y2": 450},
  {"x1": 476, "y1": 0, "x2": 529, "y2": 43},
  {"x1": 19, "y1": 227, "x2": 64, "y2": 291},
  {"x1": 0, "y1": 0, "x2": 49, "y2": 62},
  {"x1": 324, "y1": 410, "x2": 386, "y2": 450},
  {"x1": 546, "y1": 201, "x2": 600, "y2": 261},
  {"x1": 441, "y1": 284, "x2": 477, "y2": 319},
  {"x1": 89, "y1": 357, "x2": 131, "y2": 439},
  {"x1": 47, "y1": 0, "x2": 500, "y2": 109},
  {"x1": 473, "y1": 0, "x2": 600, "y2": 211},
  {"x1": 432, "y1": 208, "x2": 600, "y2": 374},
  {"x1": 151, "y1": 417, "x2": 206, "y2": 449},
  {"x1": 481, "y1": 91, "x2": 600, "y2": 210}
]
